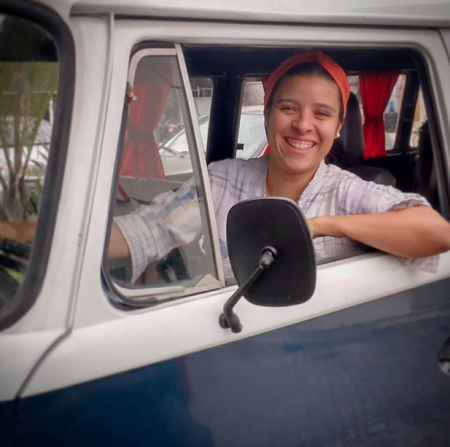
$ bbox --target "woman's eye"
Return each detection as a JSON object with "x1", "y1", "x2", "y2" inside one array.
[
  {"x1": 281, "y1": 105, "x2": 295, "y2": 112},
  {"x1": 316, "y1": 110, "x2": 330, "y2": 118}
]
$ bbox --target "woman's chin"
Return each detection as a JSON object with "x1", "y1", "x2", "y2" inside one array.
[{"x1": 281, "y1": 159, "x2": 318, "y2": 176}]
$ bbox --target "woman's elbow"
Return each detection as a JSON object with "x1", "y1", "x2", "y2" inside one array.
[{"x1": 426, "y1": 221, "x2": 450, "y2": 255}]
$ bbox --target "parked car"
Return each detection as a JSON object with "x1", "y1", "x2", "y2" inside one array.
[{"x1": 159, "y1": 107, "x2": 266, "y2": 176}]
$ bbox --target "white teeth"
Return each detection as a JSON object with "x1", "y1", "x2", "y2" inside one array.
[{"x1": 286, "y1": 138, "x2": 314, "y2": 150}]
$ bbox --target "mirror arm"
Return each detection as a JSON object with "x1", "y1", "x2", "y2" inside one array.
[{"x1": 219, "y1": 247, "x2": 277, "y2": 333}]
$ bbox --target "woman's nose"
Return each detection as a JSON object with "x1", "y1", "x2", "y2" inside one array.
[{"x1": 291, "y1": 112, "x2": 313, "y2": 133}]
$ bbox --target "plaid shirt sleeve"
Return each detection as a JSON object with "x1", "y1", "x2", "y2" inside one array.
[
  {"x1": 114, "y1": 177, "x2": 203, "y2": 283},
  {"x1": 337, "y1": 174, "x2": 439, "y2": 272}
]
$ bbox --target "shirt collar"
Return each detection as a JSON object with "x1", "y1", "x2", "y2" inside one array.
[{"x1": 262, "y1": 158, "x2": 328, "y2": 202}]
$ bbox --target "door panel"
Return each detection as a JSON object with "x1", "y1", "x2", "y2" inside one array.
[{"x1": 11, "y1": 278, "x2": 450, "y2": 446}]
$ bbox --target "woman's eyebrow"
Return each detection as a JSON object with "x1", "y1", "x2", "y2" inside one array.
[{"x1": 313, "y1": 103, "x2": 337, "y2": 113}]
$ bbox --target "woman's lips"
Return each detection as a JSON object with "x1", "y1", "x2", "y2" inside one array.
[{"x1": 284, "y1": 137, "x2": 316, "y2": 152}]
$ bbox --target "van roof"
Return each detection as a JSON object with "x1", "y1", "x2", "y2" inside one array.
[{"x1": 65, "y1": 0, "x2": 450, "y2": 28}]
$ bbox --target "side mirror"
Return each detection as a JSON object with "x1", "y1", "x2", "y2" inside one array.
[{"x1": 219, "y1": 197, "x2": 316, "y2": 333}]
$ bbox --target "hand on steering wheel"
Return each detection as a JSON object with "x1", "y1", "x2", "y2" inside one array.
[{"x1": 0, "y1": 237, "x2": 31, "y2": 273}]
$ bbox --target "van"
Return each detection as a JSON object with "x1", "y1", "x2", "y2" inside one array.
[{"x1": 1, "y1": 1, "x2": 450, "y2": 445}]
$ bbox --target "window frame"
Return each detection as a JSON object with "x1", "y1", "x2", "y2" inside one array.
[
  {"x1": 0, "y1": 0, "x2": 75, "y2": 331},
  {"x1": 413, "y1": 51, "x2": 450, "y2": 217},
  {"x1": 102, "y1": 44, "x2": 224, "y2": 307}
]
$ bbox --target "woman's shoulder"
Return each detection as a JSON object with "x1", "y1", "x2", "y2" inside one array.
[{"x1": 208, "y1": 156, "x2": 269, "y2": 180}]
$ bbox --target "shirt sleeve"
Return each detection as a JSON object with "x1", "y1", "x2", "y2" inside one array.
[
  {"x1": 336, "y1": 173, "x2": 439, "y2": 273},
  {"x1": 114, "y1": 177, "x2": 204, "y2": 283}
]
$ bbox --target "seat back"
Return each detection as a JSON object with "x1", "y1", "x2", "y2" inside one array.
[{"x1": 333, "y1": 92, "x2": 397, "y2": 187}]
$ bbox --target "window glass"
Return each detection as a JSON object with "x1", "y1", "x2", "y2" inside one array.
[
  {"x1": 157, "y1": 77, "x2": 213, "y2": 176},
  {"x1": 0, "y1": 15, "x2": 59, "y2": 309},
  {"x1": 236, "y1": 81, "x2": 267, "y2": 159},
  {"x1": 348, "y1": 74, "x2": 406, "y2": 151},
  {"x1": 410, "y1": 88, "x2": 427, "y2": 147},
  {"x1": 105, "y1": 54, "x2": 220, "y2": 299}
]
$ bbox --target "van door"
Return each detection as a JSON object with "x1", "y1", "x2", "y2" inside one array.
[{"x1": 12, "y1": 17, "x2": 450, "y2": 447}]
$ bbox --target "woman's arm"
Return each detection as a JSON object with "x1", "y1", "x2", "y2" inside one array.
[
  {"x1": 308, "y1": 206, "x2": 450, "y2": 258},
  {"x1": 108, "y1": 222, "x2": 131, "y2": 259},
  {"x1": 0, "y1": 220, "x2": 131, "y2": 259}
]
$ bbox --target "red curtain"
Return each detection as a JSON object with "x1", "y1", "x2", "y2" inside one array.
[
  {"x1": 120, "y1": 75, "x2": 170, "y2": 178},
  {"x1": 360, "y1": 71, "x2": 399, "y2": 159}
]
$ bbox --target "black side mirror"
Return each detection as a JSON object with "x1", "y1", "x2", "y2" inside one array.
[{"x1": 219, "y1": 197, "x2": 316, "y2": 333}]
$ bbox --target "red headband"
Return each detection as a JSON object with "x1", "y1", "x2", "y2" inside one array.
[{"x1": 263, "y1": 51, "x2": 350, "y2": 120}]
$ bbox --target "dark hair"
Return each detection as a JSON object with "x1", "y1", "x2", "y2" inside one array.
[{"x1": 265, "y1": 62, "x2": 344, "y2": 122}]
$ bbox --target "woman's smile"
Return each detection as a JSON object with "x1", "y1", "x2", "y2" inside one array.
[{"x1": 284, "y1": 137, "x2": 316, "y2": 153}]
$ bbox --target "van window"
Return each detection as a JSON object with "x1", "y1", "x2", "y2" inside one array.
[
  {"x1": 104, "y1": 50, "x2": 221, "y2": 300},
  {"x1": 411, "y1": 87, "x2": 427, "y2": 148},
  {"x1": 236, "y1": 80, "x2": 267, "y2": 159},
  {"x1": 156, "y1": 77, "x2": 213, "y2": 176},
  {"x1": 0, "y1": 15, "x2": 60, "y2": 312}
]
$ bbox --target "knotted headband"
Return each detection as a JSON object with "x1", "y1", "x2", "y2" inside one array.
[{"x1": 263, "y1": 51, "x2": 350, "y2": 120}]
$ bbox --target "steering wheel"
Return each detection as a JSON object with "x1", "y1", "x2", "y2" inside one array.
[{"x1": 0, "y1": 238, "x2": 31, "y2": 274}]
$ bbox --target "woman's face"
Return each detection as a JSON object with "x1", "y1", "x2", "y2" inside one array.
[{"x1": 265, "y1": 74, "x2": 342, "y2": 178}]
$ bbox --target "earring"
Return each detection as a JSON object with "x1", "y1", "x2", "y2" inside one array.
[{"x1": 336, "y1": 132, "x2": 341, "y2": 138}]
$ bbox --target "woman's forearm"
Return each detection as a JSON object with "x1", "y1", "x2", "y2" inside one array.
[
  {"x1": 108, "y1": 222, "x2": 131, "y2": 259},
  {"x1": 309, "y1": 206, "x2": 450, "y2": 258}
]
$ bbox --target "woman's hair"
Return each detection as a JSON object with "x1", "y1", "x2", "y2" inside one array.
[{"x1": 265, "y1": 61, "x2": 344, "y2": 122}]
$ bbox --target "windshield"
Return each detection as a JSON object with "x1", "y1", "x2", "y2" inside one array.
[{"x1": 0, "y1": 14, "x2": 59, "y2": 308}]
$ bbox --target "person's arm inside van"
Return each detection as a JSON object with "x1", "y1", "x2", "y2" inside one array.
[
  {"x1": 0, "y1": 220, "x2": 130, "y2": 258},
  {"x1": 308, "y1": 205, "x2": 450, "y2": 259}
]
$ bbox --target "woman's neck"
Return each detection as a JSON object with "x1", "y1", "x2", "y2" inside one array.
[{"x1": 265, "y1": 161, "x2": 318, "y2": 202}]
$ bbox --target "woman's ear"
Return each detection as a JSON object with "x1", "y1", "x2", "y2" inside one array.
[{"x1": 336, "y1": 124, "x2": 343, "y2": 139}]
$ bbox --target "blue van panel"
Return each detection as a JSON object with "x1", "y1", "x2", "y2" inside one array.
[{"x1": 5, "y1": 278, "x2": 450, "y2": 447}]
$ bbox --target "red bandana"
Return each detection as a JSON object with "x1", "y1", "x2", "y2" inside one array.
[{"x1": 263, "y1": 51, "x2": 350, "y2": 120}]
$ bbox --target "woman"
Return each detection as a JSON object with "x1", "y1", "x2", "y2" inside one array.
[{"x1": 3, "y1": 52, "x2": 450, "y2": 282}]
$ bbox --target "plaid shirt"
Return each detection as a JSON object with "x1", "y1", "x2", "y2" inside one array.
[{"x1": 115, "y1": 156, "x2": 438, "y2": 283}]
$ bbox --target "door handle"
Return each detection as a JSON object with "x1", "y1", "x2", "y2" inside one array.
[{"x1": 438, "y1": 337, "x2": 450, "y2": 376}]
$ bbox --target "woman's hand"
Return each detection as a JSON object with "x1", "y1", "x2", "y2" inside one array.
[
  {"x1": 0, "y1": 221, "x2": 35, "y2": 244},
  {"x1": 308, "y1": 207, "x2": 450, "y2": 258}
]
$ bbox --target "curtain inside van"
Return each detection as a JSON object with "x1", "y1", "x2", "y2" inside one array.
[
  {"x1": 360, "y1": 71, "x2": 399, "y2": 159},
  {"x1": 120, "y1": 77, "x2": 170, "y2": 179}
]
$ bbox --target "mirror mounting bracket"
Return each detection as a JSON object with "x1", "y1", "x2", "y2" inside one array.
[{"x1": 219, "y1": 247, "x2": 277, "y2": 333}]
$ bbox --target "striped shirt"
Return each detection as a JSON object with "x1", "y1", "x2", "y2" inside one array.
[{"x1": 115, "y1": 156, "x2": 438, "y2": 283}]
